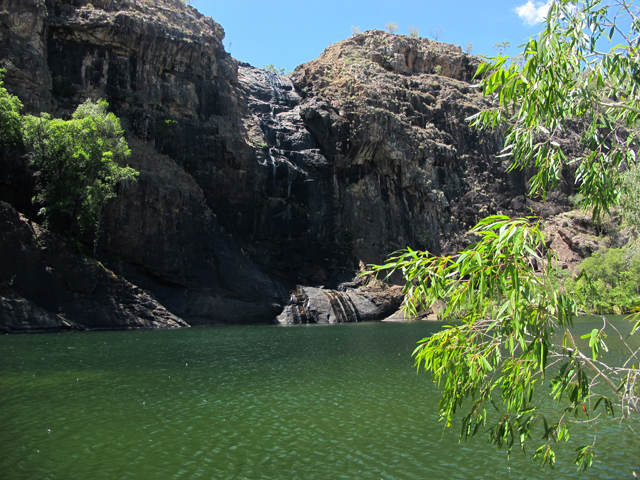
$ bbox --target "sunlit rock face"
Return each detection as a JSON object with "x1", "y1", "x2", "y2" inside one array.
[
  {"x1": 290, "y1": 31, "x2": 573, "y2": 257},
  {"x1": 240, "y1": 30, "x2": 571, "y2": 268},
  {"x1": 276, "y1": 286, "x2": 380, "y2": 325},
  {"x1": 275, "y1": 283, "x2": 403, "y2": 325},
  {"x1": 0, "y1": 1, "x2": 573, "y2": 329}
]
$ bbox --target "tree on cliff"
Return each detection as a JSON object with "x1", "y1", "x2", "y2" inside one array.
[
  {"x1": 0, "y1": 71, "x2": 23, "y2": 148},
  {"x1": 23, "y1": 99, "x2": 138, "y2": 240},
  {"x1": 374, "y1": 0, "x2": 640, "y2": 470}
]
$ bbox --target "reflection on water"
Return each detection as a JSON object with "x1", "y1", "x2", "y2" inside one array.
[{"x1": 0, "y1": 319, "x2": 638, "y2": 479}]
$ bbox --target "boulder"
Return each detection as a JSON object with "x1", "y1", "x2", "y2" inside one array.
[{"x1": 275, "y1": 282, "x2": 404, "y2": 325}]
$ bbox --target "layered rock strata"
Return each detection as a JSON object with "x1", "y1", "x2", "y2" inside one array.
[{"x1": 276, "y1": 286, "x2": 377, "y2": 324}]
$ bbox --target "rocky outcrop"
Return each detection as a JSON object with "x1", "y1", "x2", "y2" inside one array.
[
  {"x1": 0, "y1": 202, "x2": 188, "y2": 332},
  {"x1": 543, "y1": 210, "x2": 631, "y2": 273},
  {"x1": 290, "y1": 31, "x2": 574, "y2": 256},
  {"x1": 1, "y1": 286, "x2": 73, "y2": 333},
  {"x1": 0, "y1": 1, "x2": 577, "y2": 330},
  {"x1": 276, "y1": 285, "x2": 393, "y2": 325}
]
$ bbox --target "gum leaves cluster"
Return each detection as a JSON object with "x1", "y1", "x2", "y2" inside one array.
[{"x1": 469, "y1": 0, "x2": 640, "y2": 222}]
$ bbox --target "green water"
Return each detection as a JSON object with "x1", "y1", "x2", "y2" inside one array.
[{"x1": 1, "y1": 320, "x2": 638, "y2": 479}]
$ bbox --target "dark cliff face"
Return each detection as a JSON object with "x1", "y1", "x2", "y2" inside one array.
[
  {"x1": 0, "y1": 201, "x2": 188, "y2": 333},
  {"x1": 0, "y1": 1, "x2": 571, "y2": 330},
  {"x1": 1, "y1": 0, "x2": 289, "y2": 327}
]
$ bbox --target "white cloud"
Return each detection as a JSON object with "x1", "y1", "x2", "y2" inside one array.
[{"x1": 514, "y1": 1, "x2": 552, "y2": 26}]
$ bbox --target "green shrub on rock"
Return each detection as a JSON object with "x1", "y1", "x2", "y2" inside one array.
[
  {"x1": 0, "y1": 71, "x2": 23, "y2": 147},
  {"x1": 23, "y1": 99, "x2": 138, "y2": 238},
  {"x1": 565, "y1": 244, "x2": 640, "y2": 314}
]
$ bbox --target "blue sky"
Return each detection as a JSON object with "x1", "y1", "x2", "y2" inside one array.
[{"x1": 192, "y1": 0, "x2": 552, "y2": 72}]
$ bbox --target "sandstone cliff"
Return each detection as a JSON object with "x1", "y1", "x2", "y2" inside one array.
[{"x1": 0, "y1": 0, "x2": 575, "y2": 330}]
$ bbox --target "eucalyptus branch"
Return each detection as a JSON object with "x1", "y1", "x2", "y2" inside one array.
[
  {"x1": 374, "y1": 0, "x2": 640, "y2": 470},
  {"x1": 572, "y1": 413, "x2": 604, "y2": 424},
  {"x1": 623, "y1": 346, "x2": 640, "y2": 369},
  {"x1": 611, "y1": 19, "x2": 633, "y2": 44},
  {"x1": 565, "y1": 328, "x2": 620, "y2": 395},
  {"x1": 608, "y1": 321, "x2": 640, "y2": 365},
  {"x1": 596, "y1": 101, "x2": 640, "y2": 115}
]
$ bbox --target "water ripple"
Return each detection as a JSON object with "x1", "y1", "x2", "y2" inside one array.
[{"x1": 0, "y1": 321, "x2": 638, "y2": 479}]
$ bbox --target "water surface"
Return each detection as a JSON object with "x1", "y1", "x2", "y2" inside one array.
[{"x1": 1, "y1": 319, "x2": 638, "y2": 479}]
